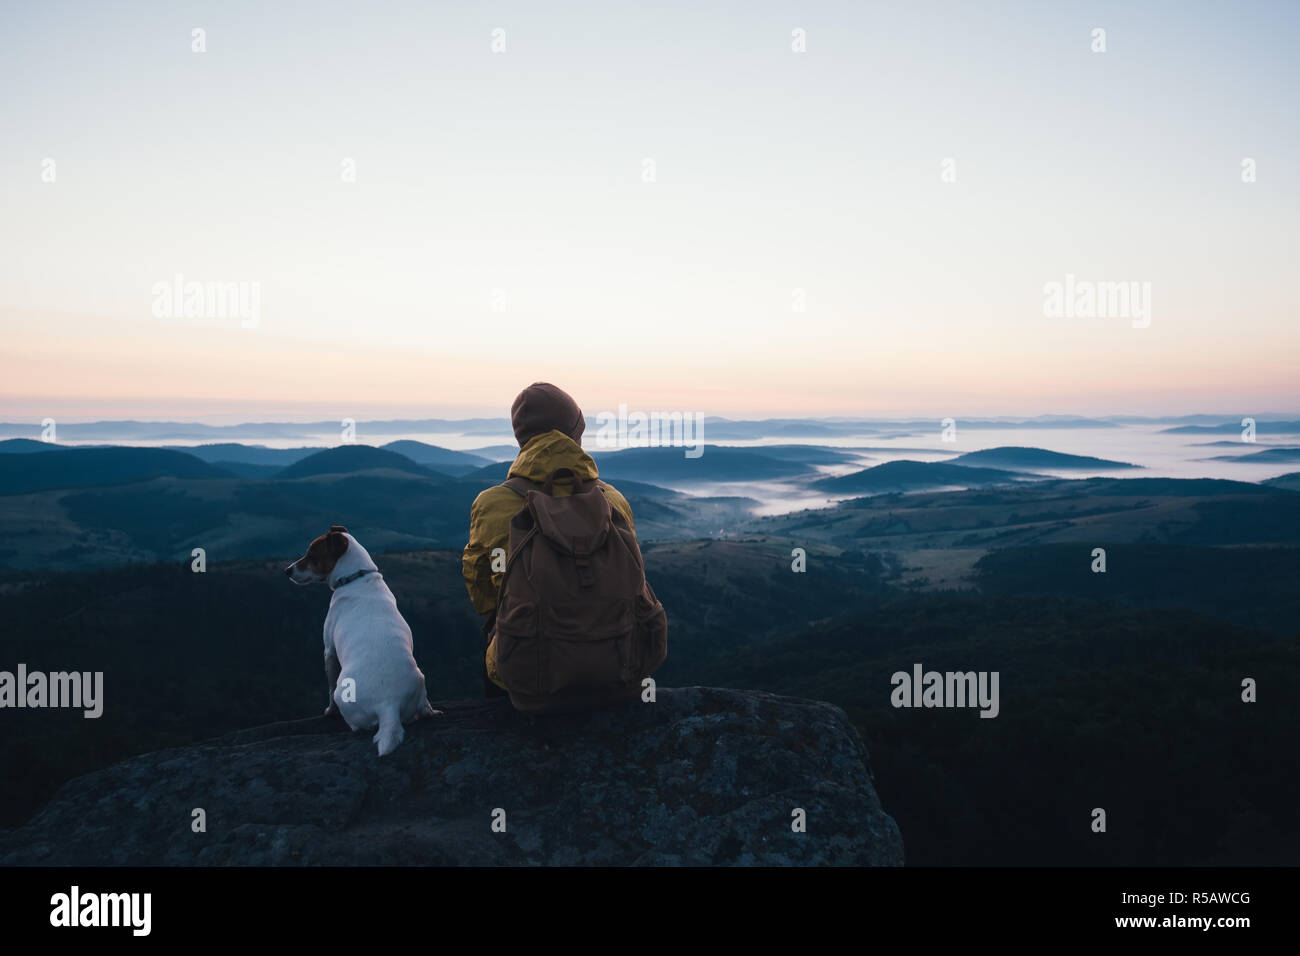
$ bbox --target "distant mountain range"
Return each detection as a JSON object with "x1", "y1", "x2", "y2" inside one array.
[
  {"x1": 1163, "y1": 420, "x2": 1300, "y2": 435},
  {"x1": 6, "y1": 414, "x2": 1300, "y2": 446},
  {"x1": 0, "y1": 439, "x2": 758, "y2": 569},
  {"x1": 0, "y1": 434, "x2": 1295, "y2": 569},
  {"x1": 468, "y1": 445, "x2": 832, "y2": 485},
  {"x1": 164, "y1": 440, "x2": 494, "y2": 473},
  {"x1": 0, "y1": 419, "x2": 514, "y2": 441},
  {"x1": 0, "y1": 437, "x2": 496, "y2": 477},
  {"x1": 1205, "y1": 447, "x2": 1300, "y2": 464}
]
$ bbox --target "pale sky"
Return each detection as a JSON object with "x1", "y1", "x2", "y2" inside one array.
[{"x1": 1, "y1": 0, "x2": 1297, "y2": 421}]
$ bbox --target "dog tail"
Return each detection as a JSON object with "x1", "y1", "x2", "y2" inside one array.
[{"x1": 373, "y1": 705, "x2": 405, "y2": 757}]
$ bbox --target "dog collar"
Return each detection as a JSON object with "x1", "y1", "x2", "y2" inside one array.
[{"x1": 330, "y1": 568, "x2": 380, "y2": 591}]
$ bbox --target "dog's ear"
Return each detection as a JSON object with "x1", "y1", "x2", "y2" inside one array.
[
  {"x1": 326, "y1": 529, "x2": 349, "y2": 557},
  {"x1": 329, "y1": 525, "x2": 347, "y2": 534}
]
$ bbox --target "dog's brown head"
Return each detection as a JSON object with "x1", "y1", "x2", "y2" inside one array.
[{"x1": 284, "y1": 526, "x2": 349, "y2": 584}]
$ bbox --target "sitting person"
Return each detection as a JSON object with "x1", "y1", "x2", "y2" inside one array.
[{"x1": 461, "y1": 382, "x2": 663, "y2": 710}]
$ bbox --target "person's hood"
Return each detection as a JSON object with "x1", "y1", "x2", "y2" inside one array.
[
  {"x1": 507, "y1": 429, "x2": 599, "y2": 483},
  {"x1": 510, "y1": 382, "x2": 585, "y2": 447}
]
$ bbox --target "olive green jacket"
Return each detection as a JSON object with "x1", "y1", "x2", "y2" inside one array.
[{"x1": 461, "y1": 429, "x2": 636, "y2": 618}]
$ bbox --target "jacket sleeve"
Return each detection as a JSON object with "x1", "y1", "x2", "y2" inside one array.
[
  {"x1": 461, "y1": 491, "x2": 502, "y2": 616},
  {"x1": 600, "y1": 483, "x2": 637, "y2": 535}
]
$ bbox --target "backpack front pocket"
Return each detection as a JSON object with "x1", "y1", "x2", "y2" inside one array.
[
  {"x1": 496, "y1": 602, "x2": 542, "y2": 698},
  {"x1": 634, "y1": 589, "x2": 668, "y2": 678},
  {"x1": 541, "y1": 598, "x2": 636, "y2": 692}
]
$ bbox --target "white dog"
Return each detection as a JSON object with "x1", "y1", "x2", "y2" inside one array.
[{"x1": 285, "y1": 526, "x2": 437, "y2": 756}]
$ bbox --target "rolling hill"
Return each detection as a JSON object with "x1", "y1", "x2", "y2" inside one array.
[
  {"x1": 161, "y1": 443, "x2": 319, "y2": 466},
  {"x1": 810, "y1": 460, "x2": 1035, "y2": 494},
  {"x1": 463, "y1": 444, "x2": 518, "y2": 461},
  {"x1": 379, "y1": 441, "x2": 493, "y2": 475},
  {"x1": 0, "y1": 446, "x2": 232, "y2": 495},
  {"x1": 157, "y1": 440, "x2": 495, "y2": 476},
  {"x1": 274, "y1": 445, "x2": 441, "y2": 480},
  {"x1": 945, "y1": 446, "x2": 1138, "y2": 470},
  {"x1": 592, "y1": 445, "x2": 815, "y2": 482},
  {"x1": 208, "y1": 461, "x2": 285, "y2": 479},
  {"x1": 1265, "y1": 472, "x2": 1300, "y2": 492},
  {"x1": 465, "y1": 461, "x2": 510, "y2": 482},
  {"x1": 711, "y1": 444, "x2": 869, "y2": 464},
  {"x1": 0, "y1": 439, "x2": 75, "y2": 454}
]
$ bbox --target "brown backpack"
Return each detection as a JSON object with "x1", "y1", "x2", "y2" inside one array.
[{"x1": 493, "y1": 469, "x2": 668, "y2": 714}]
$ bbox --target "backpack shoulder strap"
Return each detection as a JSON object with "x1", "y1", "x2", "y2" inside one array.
[
  {"x1": 503, "y1": 474, "x2": 606, "y2": 496},
  {"x1": 502, "y1": 474, "x2": 608, "y2": 500},
  {"x1": 502, "y1": 475, "x2": 541, "y2": 497}
]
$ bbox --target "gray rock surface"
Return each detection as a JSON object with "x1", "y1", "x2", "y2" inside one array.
[{"x1": 0, "y1": 686, "x2": 903, "y2": 866}]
